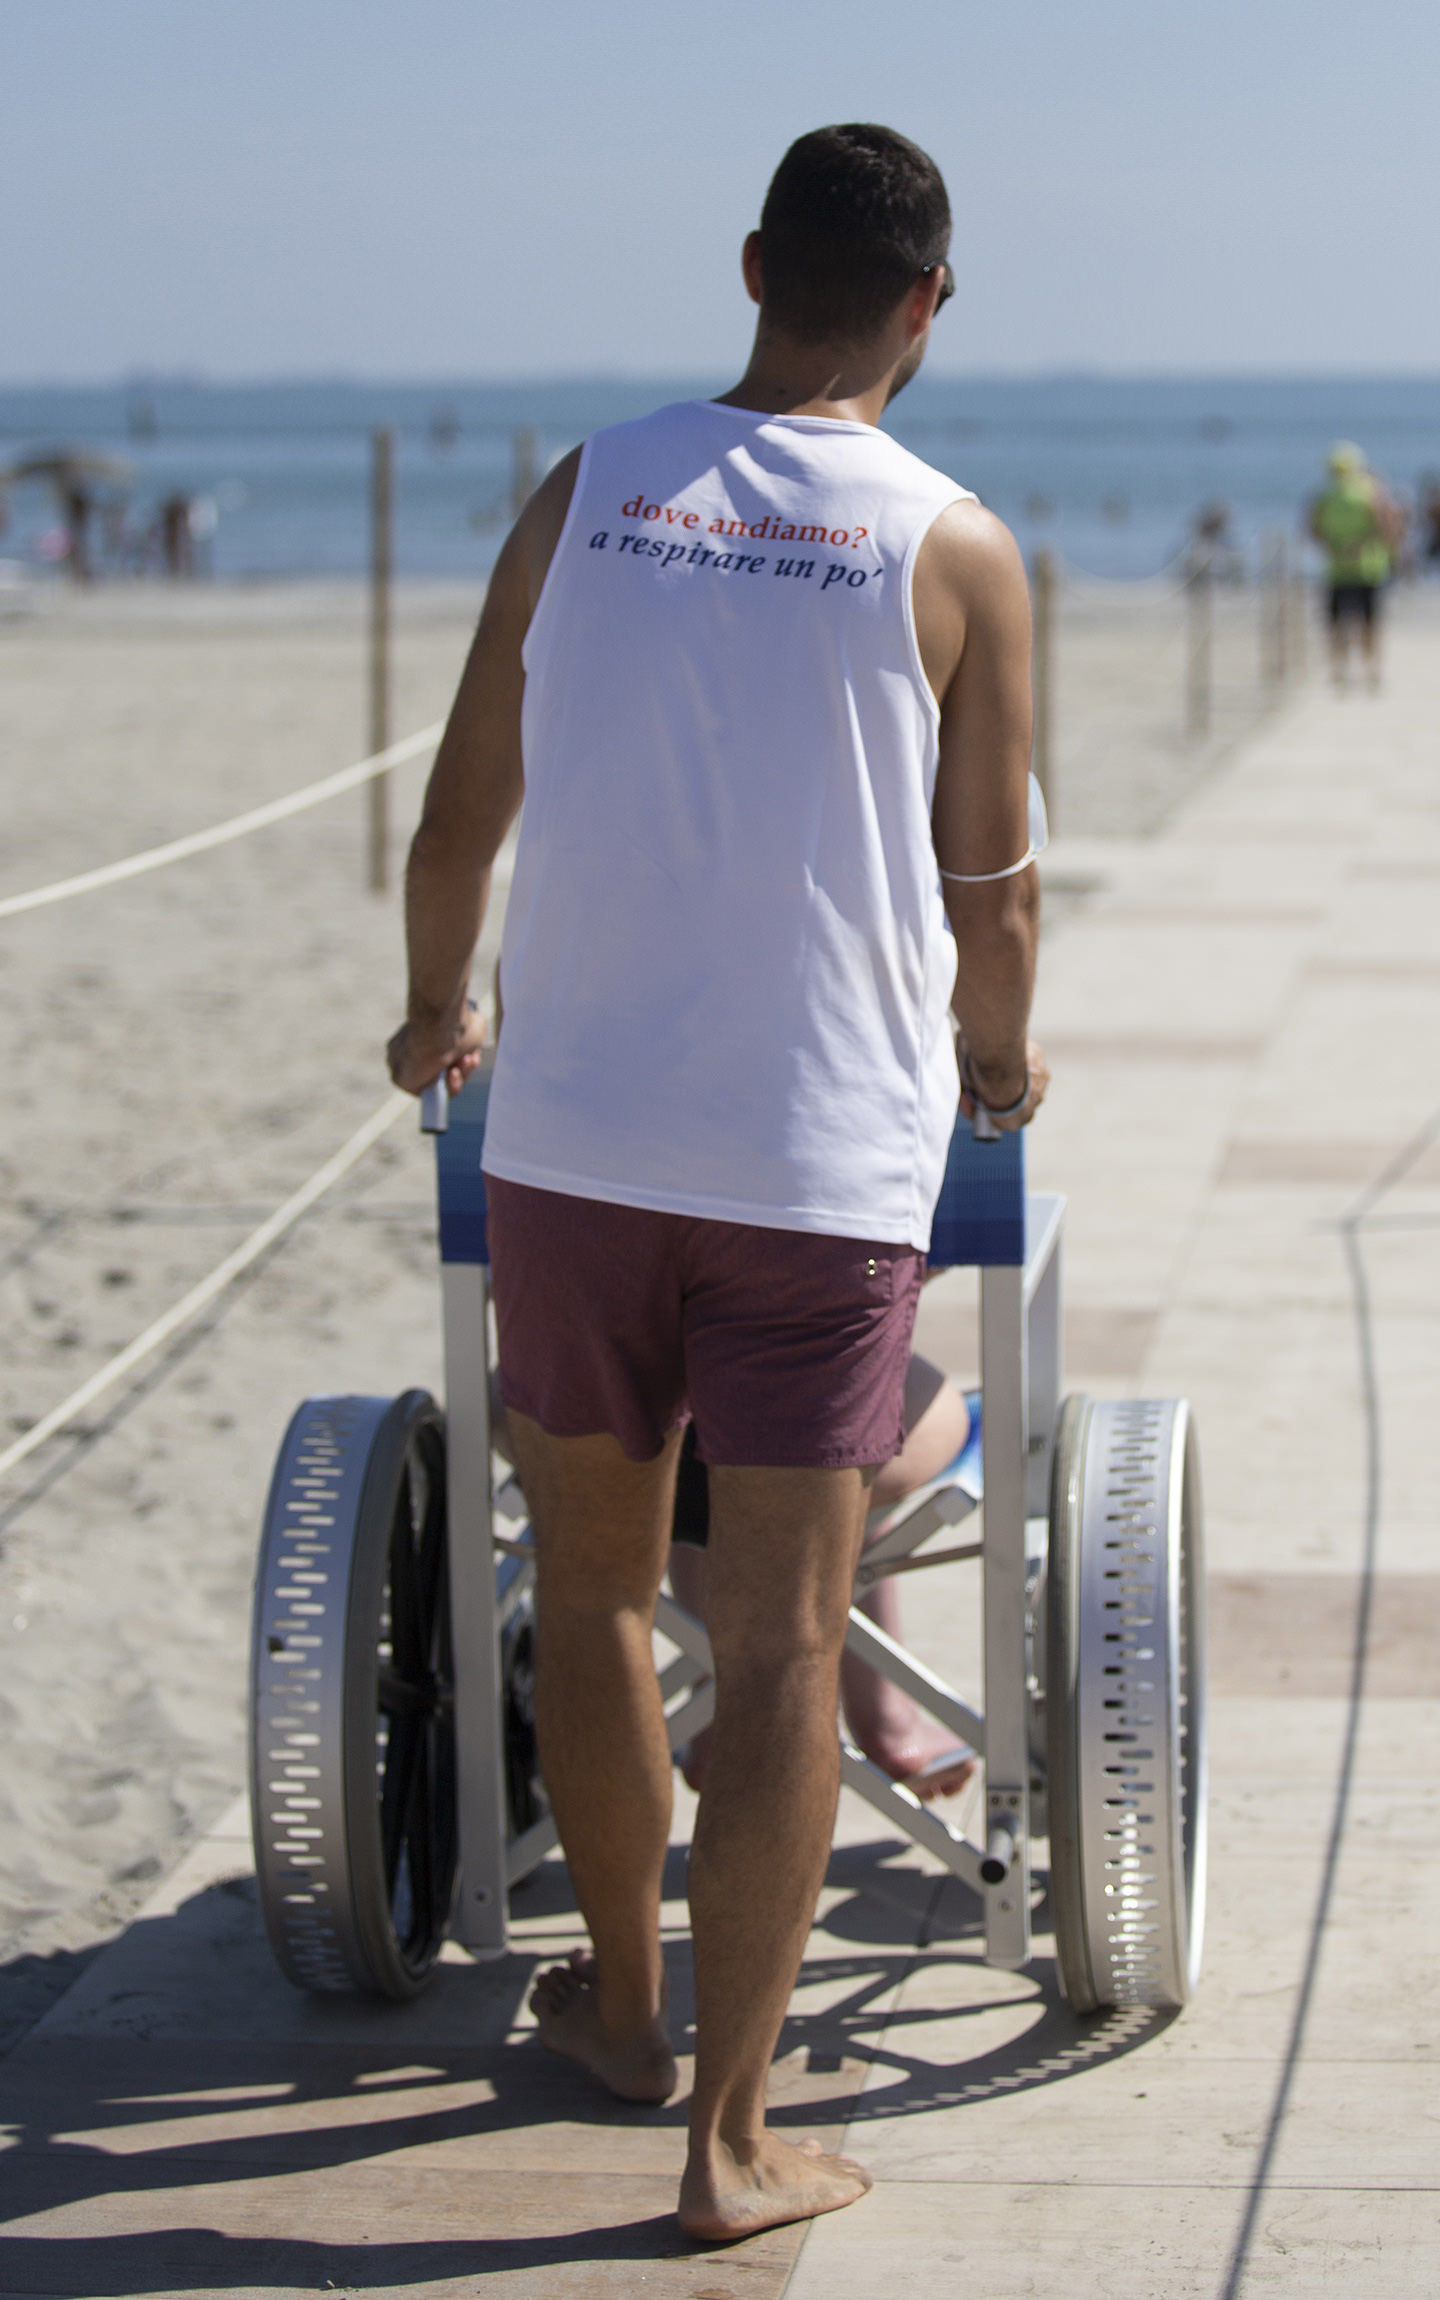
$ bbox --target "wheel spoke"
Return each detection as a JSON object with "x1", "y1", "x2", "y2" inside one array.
[
  {"x1": 414, "y1": 1433, "x2": 450, "y2": 1676},
  {"x1": 380, "y1": 1712, "x2": 423, "y2": 1891},
  {"x1": 401, "y1": 1721, "x2": 438, "y2": 1948},
  {"x1": 387, "y1": 1467, "x2": 425, "y2": 1679},
  {"x1": 377, "y1": 1665, "x2": 429, "y2": 1717}
]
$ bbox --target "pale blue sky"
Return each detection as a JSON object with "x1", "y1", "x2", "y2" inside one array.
[{"x1": 4, "y1": 0, "x2": 1438, "y2": 380}]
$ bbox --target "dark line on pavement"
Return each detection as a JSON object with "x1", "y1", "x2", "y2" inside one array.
[{"x1": 1219, "y1": 1100, "x2": 1440, "y2": 2299}]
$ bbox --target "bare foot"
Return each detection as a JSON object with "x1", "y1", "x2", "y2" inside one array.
[
  {"x1": 679, "y1": 2132, "x2": 872, "y2": 2239},
  {"x1": 891, "y1": 1730, "x2": 977, "y2": 1803},
  {"x1": 529, "y1": 1949, "x2": 677, "y2": 2103},
  {"x1": 845, "y1": 1699, "x2": 976, "y2": 1801}
]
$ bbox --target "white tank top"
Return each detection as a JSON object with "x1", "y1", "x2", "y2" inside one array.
[{"x1": 482, "y1": 397, "x2": 970, "y2": 1249}]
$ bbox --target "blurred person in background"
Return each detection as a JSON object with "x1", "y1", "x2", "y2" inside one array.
[
  {"x1": 1309, "y1": 442, "x2": 1402, "y2": 689},
  {"x1": 62, "y1": 483, "x2": 94, "y2": 582},
  {"x1": 159, "y1": 492, "x2": 195, "y2": 577},
  {"x1": 1190, "y1": 500, "x2": 1242, "y2": 583},
  {"x1": 1417, "y1": 475, "x2": 1440, "y2": 573}
]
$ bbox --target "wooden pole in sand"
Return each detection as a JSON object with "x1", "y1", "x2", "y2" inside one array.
[
  {"x1": 1288, "y1": 540, "x2": 1307, "y2": 678},
  {"x1": 1031, "y1": 546, "x2": 1056, "y2": 826},
  {"x1": 1260, "y1": 531, "x2": 1283, "y2": 686},
  {"x1": 368, "y1": 426, "x2": 394, "y2": 894},
  {"x1": 1186, "y1": 545, "x2": 1212, "y2": 738}
]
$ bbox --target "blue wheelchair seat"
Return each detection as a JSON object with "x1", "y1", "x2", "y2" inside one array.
[{"x1": 434, "y1": 1072, "x2": 1025, "y2": 1273}]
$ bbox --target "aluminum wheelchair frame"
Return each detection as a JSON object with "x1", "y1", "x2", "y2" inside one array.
[{"x1": 250, "y1": 1067, "x2": 1206, "y2": 2011}]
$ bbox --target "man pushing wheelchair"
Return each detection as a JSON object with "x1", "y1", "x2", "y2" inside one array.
[{"x1": 387, "y1": 123, "x2": 1046, "y2": 2238}]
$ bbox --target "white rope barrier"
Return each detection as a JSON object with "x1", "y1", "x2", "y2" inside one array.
[
  {"x1": 0, "y1": 1090, "x2": 410, "y2": 1485},
  {"x1": 0, "y1": 723, "x2": 443, "y2": 921}
]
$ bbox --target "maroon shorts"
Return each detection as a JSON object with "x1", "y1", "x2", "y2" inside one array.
[{"x1": 485, "y1": 1176, "x2": 923, "y2": 1469}]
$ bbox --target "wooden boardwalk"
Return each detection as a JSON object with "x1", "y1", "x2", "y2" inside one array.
[{"x1": 3, "y1": 603, "x2": 1439, "y2": 2296}]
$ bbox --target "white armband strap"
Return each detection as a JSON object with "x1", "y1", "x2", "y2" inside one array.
[
  {"x1": 938, "y1": 771, "x2": 1049, "y2": 886},
  {"x1": 941, "y1": 847, "x2": 1036, "y2": 884}
]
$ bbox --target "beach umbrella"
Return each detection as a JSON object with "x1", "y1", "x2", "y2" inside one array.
[{"x1": 1, "y1": 448, "x2": 133, "y2": 495}]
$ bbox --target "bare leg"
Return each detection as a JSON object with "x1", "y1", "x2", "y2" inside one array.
[
  {"x1": 674, "y1": 1363, "x2": 974, "y2": 1800},
  {"x1": 509, "y1": 1411, "x2": 681, "y2": 2103},
  {"x1": 679, "y1": 1462, "x2": 874, "y2": 2239},
  {"x1": 1361, "y1": 609, "x2": 1382, "y2": 689},
  {"x1": 866, "y1": 1356, "x2": 967, "y2": 1513}
]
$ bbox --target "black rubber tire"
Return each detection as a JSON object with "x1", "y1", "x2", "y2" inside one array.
[
  {"x1": 251, "y1": 1390, "x2": 458, "y2": 1999},
  {"x1": 499, "y1": 1585, "x2": 547, "y2": 1840},
  {"x1": 342, "y1": 1392, "x2": 458, "y2": 1998},
  {"x1": 1045, "y1": 1393, "x2": 1097, "y2": 2010}
]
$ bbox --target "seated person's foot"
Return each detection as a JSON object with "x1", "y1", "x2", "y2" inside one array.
[
  {"x1": 844, "y1": 1699, "x2": 976, "y2": 1800},
  {"x1": 679, "y1": 2132, "x2": 872, "y2": 2240},
  {"x1": 685, "y1": 1703, "x2": 972, "y2": 1802},
  {"x1": 529, "y1": 1948, "x2": 677, "y2": 2103}
]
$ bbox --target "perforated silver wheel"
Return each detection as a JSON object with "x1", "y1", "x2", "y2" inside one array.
[
  {"x1": 1046, "y1": 1395, "x2": 1207, "y2": 2011},
  {"x1": 249, "y1": 1391, "x2": 458, "y2": 1999}
]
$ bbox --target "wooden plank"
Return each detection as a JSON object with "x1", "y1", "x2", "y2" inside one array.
[
  {"x1": 0, "y1": 2166, "x2": 808, "y2": 2298},
  {"x1": 1208, "y1": 1573, "x2": 1440, "y2": 1697}
]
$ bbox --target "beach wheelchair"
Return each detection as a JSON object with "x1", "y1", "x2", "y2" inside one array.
[{"x1": 248, "y1": 1067, "x2": 1207, "y2": 2013}]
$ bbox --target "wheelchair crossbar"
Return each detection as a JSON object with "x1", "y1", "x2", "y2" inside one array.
[
  {"x1": 656, "y1": 1652, "x2": 706, "y2": 1705},
  {"x1": 494, "y1": 1473, "x2": 529, "y2": 1524},
  {"x1": 862, "y1": 1480, "x2": 979, "y2": 1572},
  {"x1": 505, "y1": 1813, "x2": 559, "y2": 1887},
  {"x1": 855, "y1": 1538, "x2": 984, "y2": 1585},
  {"x1": 663, "y1": 1680, "x2": 715, "y2": 1752},
  {"x1": 653, "y1": 1590, "x2": 715, "y2": 1669},
  {"x1": 839, "y1": 1747, "x2": 986, "y2": 1897},
  {"x1": 843, "y1": 1610, "x2": 985, "y2": 1752}
]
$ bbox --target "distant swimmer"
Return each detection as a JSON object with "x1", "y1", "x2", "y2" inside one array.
[{"x1": 1309, "y1": 441, "x2": 1402, "y2": 690}]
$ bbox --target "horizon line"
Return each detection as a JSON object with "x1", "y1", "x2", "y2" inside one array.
[{"x1": 3, "y1": 366, "x2": 1440, "y2": 393}]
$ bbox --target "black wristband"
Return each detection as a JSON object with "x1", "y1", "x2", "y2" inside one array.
[{"x1": 962, "y1": 1050, "x2": 1030, "y2": 1118}]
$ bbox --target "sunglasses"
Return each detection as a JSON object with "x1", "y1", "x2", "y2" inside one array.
[{"x1": 921, "y1": 260, "x2": 955, "y2": 315}]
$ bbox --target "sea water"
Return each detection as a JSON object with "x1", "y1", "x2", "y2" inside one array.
[{"x1": 1, "y1": 375, "x2": 1437, "y2": 584}]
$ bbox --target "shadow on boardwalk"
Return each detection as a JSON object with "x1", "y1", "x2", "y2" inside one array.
[{"x1": 0, "y1": 1840, "x2": 1163, "y2": 2296}]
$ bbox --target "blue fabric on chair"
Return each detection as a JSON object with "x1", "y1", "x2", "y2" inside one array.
[
  {"x1": 436, "y1": 1070, "x2": 493, "y2": 1267},
  {"x1": 925, "y1": 1117, "x2": 1025, "y2": 1268},
  {"x1": 435, "y1": 1084, "x2": 1025, "y2": 1272}
]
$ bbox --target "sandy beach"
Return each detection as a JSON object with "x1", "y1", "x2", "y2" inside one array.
[
  {"x1": 0, "y1": 580, "x2": 493, "y2": 2037},
  {"x1": 0, "y1": 566, "x2": 1353, "y2": 2041}
]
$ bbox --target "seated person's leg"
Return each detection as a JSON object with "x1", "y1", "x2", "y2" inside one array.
[
  {"x1": 841, "y1": 1356, "x2": 975, "y2": 1798},
  {"x1": 869, "y1": 1352, "x2": 969, "y2": 1507}
]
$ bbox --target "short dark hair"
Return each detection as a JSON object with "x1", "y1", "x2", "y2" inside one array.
[{"x1": 758, "y1": 124, "x2": 951, "y2": 345}]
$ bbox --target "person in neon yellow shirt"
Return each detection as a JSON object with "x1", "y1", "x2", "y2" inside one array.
[{"x1": 1310, "y1": 441, "x2": 1403, "y2": 689}]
